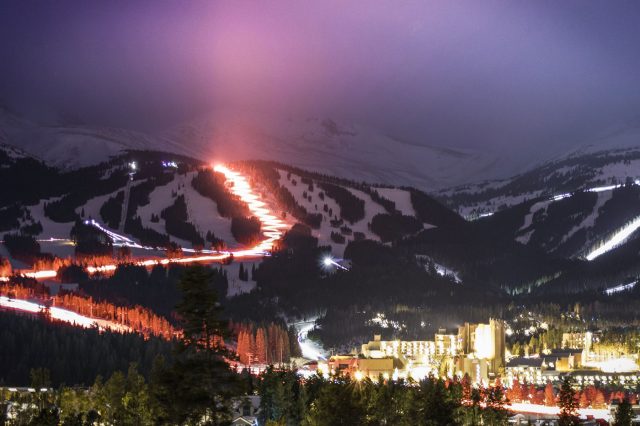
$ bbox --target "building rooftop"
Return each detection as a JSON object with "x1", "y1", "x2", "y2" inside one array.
[{"x1": 506, "y1": 357, "x2": 543, "y2": 368}]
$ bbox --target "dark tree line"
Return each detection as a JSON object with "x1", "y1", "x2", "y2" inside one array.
[
  {"x1": 191, "y1": 169, "x2": 250, "y2": 218},
  {"x1": 70, "y1": 220, "x2": 113, "y2": 258},
  {"x1": 43, "y1": 167, "x2": 129, "y2": 223},
  {"x1": 79, "y1": 263, "x2": 228, "y2": 321},
  {"x1": 123, "y1": 173, "x2": 175, "y2": 247},
  {"x1": 161, "y1": 194, "x2": 205, "y2": 246},
  {"x1": 99, "y1": 190, "x2": 124, "y2": 229},
  {"x1": 0, "y1": 310, "x2": 173, "y2": 386},
  {"x1": 318, "y1": 182, "x2": 365, "y2": 223},
  {"x1": 257, "y1": 368, "x2": 510, "y2": 426},
  {"x1": 370, "y1": 213, "x2": 423, "y2": 242},
  {"x1": 0, "y1": 204, "x2": 23, "y2": 232},
  {"x1": 410, "y1": 188, "x2": 466, "y2": 229},
  {"x1": 231, "y1": 216, "x2": 262, "y2": 246},
  {"x1": 2, "y1": 232, "x2": 50, "y2": 265}
]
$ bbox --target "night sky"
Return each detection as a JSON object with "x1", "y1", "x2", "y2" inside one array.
[{"x1": 1, "y1": 0, "x2": 640, "y2": 162}]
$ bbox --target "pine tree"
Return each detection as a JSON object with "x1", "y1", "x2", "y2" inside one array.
[
  {"x1": 579, "y1": 391, "x2": 589, "y2": 408},
  {"x1": 461, "y1": 373, "x2": 472, "y2": 402},
  {"x1": 288, "y1": 326, "x2": 302, "y2": 358},
  {"x1": 249, "y1": 330, "x2": 257, "y2": 363},
  {"x1": 237, "y1": 330, "x2": 248, "y2": 365},
  {"x1": 544, "y1": 381, "x2": 555, "y2": 406},
  {"x1": 593, "y1": 389, "x2": 606, "y2": 408},
  {"x1": 507, "y1": 378, "x2": 521, "y2": 403},
  {"x1": 152, "y1": 265, "x2": 238, "y2": 425},
  {"x1": 527, "y1": 384, "x2": 536, "y2": 403},
  {"x1": 256, "y1": 328, "x2": 267, "y2": 364},
  {"x1": 613, "y1": 398, "x2": 633, "y2": 426},
  {"x1": 519, "y1": 381, "x2": 529, "y2": 402},
  {"x1": 239, "y1": 263, "x2": 245, "y2": 281},
  {"x1": 557, "y1": 376, "x2": 580, "y2": 426}
]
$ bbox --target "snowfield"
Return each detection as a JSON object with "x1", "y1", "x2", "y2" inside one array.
[
  {"x1": 277, "y1": 169, "x2": 393, "y2": 255},
  {"x1": 375, "y1": 187, "x2": 416, "y2": 217},
  {"x1": 136, "y1": 172, "x2": 236, "y2": 248}
]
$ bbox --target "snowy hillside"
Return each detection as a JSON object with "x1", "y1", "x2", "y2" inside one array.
[
  {"x1": 0, "y1": 109, "x2": 185, "y2": 169},
  {"x1": 162, "y1": 110, "x2": 503, "y2": 190},
  {"x1": 0, "y1": 143, "x2": 32, "y2": 164},
  {"x1": 477, "y1": 184, "x2": 640, "y2": 259},
  {"x1": 438, "y1": 120, "x2": 640, "y2": 218},
  {"x1": 0, "y1": 107, "x2": 505, "y2": 189},
  {"x1": 276, "y1": 169, "x2": 390, "y2": 255}
]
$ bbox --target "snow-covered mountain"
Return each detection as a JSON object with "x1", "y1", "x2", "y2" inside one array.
[
  {"x1": 5, "y1": 104, "x2": 640, "y2": 197},
  {"x1": 0, "y1": 108, "x2": 184, "y2": 170},
  {"x1": 162, "y1": 110, "x2": 503, "y2": 190},
  {"x1": 0, "y1": 108, "x2": 503, "y2": 189},
  {"x1": 438, "y1": 117, "x2": 640, "y2": 217},
  {"x1": 0, "y1": 152, "x2": 458, "y2": 267}
]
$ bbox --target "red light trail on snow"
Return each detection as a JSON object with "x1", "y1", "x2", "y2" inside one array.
[
  {"x1": 0, "y1": 295, "x2": 130, "y2": 332},
  {"x1": 1, "y1": 164, "x2": 289, "y2": 331}
]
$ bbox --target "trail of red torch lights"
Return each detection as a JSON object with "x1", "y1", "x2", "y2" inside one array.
[{"x1": 0, "y1": 164, "x2": 289, "y2": 333}]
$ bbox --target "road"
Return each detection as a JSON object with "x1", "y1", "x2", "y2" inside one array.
[{"x1": 508, "y1": 402, "x2": 610, "y2": 422}]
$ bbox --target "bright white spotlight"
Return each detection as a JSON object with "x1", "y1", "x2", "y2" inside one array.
[{"x1": 323, "y1": 257, "x2": 333, "y2": 267}]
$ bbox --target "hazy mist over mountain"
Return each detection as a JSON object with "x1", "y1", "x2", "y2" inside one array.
[{"x1": 2, "y1": 1, "x2": 640, "y2": 181}]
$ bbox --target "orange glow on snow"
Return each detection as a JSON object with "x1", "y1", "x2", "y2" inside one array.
[
  {"x1": 213, "y1": 164, "x2": 288, "y2": 253},
  {"x1": 4, "y1": 163, "x2": 289, "y2": 312},
  {"x1": 0, "y1": 295, "x2": 129, "y2": 332}
]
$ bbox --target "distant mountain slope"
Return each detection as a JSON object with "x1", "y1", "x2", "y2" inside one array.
[
  {"x1": 0, "y1": 108, "x2": 503, "y2": 189},
  {"x1": 163, "y1": 112, "x2": 498, "y2": 190},
  {"x1": 438, "y1": 118, "x2": 640, "y2": 217},
  {"x1": 0, "y1": 152, "x2": 462, "y2": 261},
  {"x1": 472, "y1": 185, "x2": 640, "y2": 259},
  {"x1": 163, "y1": 111, "x2": 503, "y2": 190},
  {"x1": 0, "y1": 108, "x2": 185, "y2": 169}
]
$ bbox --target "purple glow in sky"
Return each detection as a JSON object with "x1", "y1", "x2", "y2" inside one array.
[{"x1": 1, "y1": 0, "x2": 640, "y2": 159}]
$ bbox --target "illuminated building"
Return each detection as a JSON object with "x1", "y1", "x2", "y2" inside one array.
[
  {"x1": 561, "y1": 331, "x2": 593, "y2": 352},
  {"x1": 231, "y1": 396, "x2": 260, "y2": 426},
  {"x1": 357, "y1": 358, "x2": 404, "y2": 380},
  {"x1": 544, "y1": 349, "x2": 583, "y2": 372},
  {"x1": 361, "y1": 335, "x2": 436, "y2": 360},
  {"x1": 457, "y1": 319, "x2": 506, "y2": 382},
  {"x1": 359, "y1": 335, "x2": 437, "y2": 380},
  {"x1": 356, "y1": 320, "x2": 506, "y2": 383},
  {"x1": 318, "y1": 354, "x2": 404, "y2": 381},
  {"x1": 435, "y1": 329, "x2": 459, "y2": 357},
  {"x1": 318, "y1": 355, "x2": 358, "y2": 377},
  {"x1": 506, "y1": 350, "x2": 583, "y2": 385},
  {"x1": 505, "y1": 358, "x2": 544, "y2": 385}
]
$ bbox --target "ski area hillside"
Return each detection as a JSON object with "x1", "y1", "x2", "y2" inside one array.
[
  {"x1": 163, "y1": 111, "x2": 503, "y2": 190},
  {"x1": 0, "y1": 151, "x2": 462, "y2": 265},
  {"x1": 0, "y1": 108, "x2": 503, "y2": 189},
  {"x1": 439, "y1": 118, "x2": 640, "y2": 218}
]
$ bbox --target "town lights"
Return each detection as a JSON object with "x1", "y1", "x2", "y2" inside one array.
[{"x1": 354, "y1": 371, "x2": 364, "y2": 381}]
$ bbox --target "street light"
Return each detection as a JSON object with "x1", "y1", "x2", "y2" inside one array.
[{"x1": 322, "y1": 256, "x2": 349, "y2": 271}]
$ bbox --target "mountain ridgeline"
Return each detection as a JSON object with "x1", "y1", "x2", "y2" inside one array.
[{"x1": 3, "y1": 142, "x2": 640, "y2": 299}]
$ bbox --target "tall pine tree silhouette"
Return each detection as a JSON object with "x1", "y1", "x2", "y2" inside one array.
[{"x1": 152, "y1": 265, "x2": 238, "y2": 425}]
